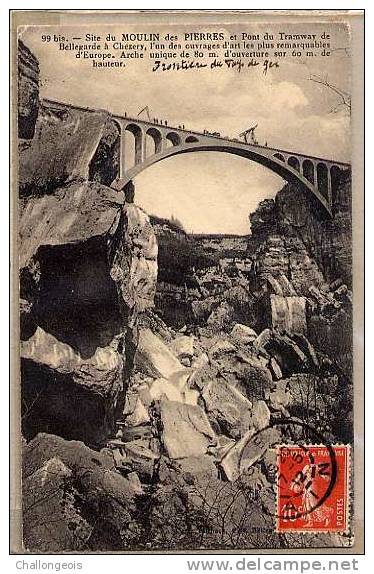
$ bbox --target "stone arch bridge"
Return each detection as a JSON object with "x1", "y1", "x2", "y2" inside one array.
[
  {"x1": 42, "y1": 100, "x2": 350, "y2": 218},
  {"x1": 111, "y1": 115, "x2": 350, "y2": 218}
]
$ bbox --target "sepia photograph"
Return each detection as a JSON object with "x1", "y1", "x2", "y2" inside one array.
[{"x1": 10, "y1": 9, "x2": 364, "y2": 554}]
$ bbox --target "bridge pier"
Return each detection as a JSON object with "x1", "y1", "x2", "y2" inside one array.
[
  {"x1": 312, "y1": 161, "x2": 318, "y2": 188},
  {"x1": 134, "y1": 127, "x2": 144, "y2": 165},
  {"x1": 160, "y1": 134, "x2": 167, "y2": 153},
  {"x1": 117, "y1": 120, "x2": 146, "y2": 178},
  {"x1": 327, "y1": 168, "x2": 333, "y2": 207},
  {"x1": 119, "y1": 121, "x2": 127, "y2": 180}
]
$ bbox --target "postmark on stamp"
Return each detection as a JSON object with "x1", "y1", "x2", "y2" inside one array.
[{"x1": 276, "y1": 444, "x2": 350, "y2": 533}]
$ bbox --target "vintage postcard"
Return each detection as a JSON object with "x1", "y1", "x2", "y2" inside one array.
[{"x1": 10, "y1": 10, "x2": 364, "y2": 553}]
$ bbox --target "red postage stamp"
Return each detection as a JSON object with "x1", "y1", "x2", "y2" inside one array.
[{"x1": 276, "y1": 445, "x2": 350, "y2": 533}]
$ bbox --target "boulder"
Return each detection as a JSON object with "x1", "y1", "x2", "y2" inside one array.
[
  {"x1": 123, "y1": 391, "x2": 150, "y2": 426},
  {"x1": 172, "y1": 455, "x2": 218, "y2": 481},
  {"x1": 268, "y1": 357, "x2": 283, "y2": 380},
  {"x1": 156, "y1": 399, "x2": 217, "y2": 459},
  {"x1": 19, "y1": 100, "x2": 110, "y2": 196},
  {"x1": 265, "y1": 275, "x2": 284, "y2": 296},
  {"x1": 122, "y1": 439, "x2": 160, "y2": 480},
  {"x1": 164, "y1": 369, "x2": 200, "y2": 404},
  {"x1": 126, "y1": 472, "x2": 144, "y2": 495},
  {"x1": 202, "y1": 379, "x2": 252, "y2": 439},
  {"x1": 21, "y1": 327, "x2": 122, "y2": 445},
  {"x1": 19, "y1": 173, "x2": 158, "y2": 443},
  {"x1": 183, "y1": 387, "x2": 200, "y2": 406},
  {"x1": 136, "y1": 328, "x2": 184, "y2": 379},
  {"x1": 253, "y1": 328, "x2": 273, "y2": 351},
  {"x1": 89, "y1": 118, "x2": 120, "y2": 187},
  {"x1": 206, "y1": 301, "x2": 232, "y2": 331},
  {"x1": 111, "y1": 204, "x2": 158, "y2": 312},
  {"x1": 168, "y1": 368, "x2": 192, "y2": 393},
  {"x1": 220, "y1": 427, "x2": 281, "y2": 482},
  {"x1": 230, "y1": 323, "x2": 258, "y2": 344},
  {"x1": 277, "y1": 273, "x2": 297, "y2": 296},
  {"x1": 188, "y1": 357, "x2": 218, "y2": 392},
  {"x1": 208, "y1": 339, "x2": 237, "y2": 359},
  {"x1": 213, "y1": 350, "x2": 274, "y2": 402},
  {"x1": 19, "y1": 180, "x2": 124, "y2": 272},
  {"x1": 191, "y1": 352, "x2": 209, "y2": 371},
  {"x1": 22, "y1": 433, "x2": 138, "y2": 552},
  {"x1": 265, "y1": 380, "x2": 292, "y2": 413},
  {"x1": 249, "y1": 400, "x2": 271, "y2": 432},
  {"x1": 254, "y1": 330, "x2": 317, "y2": 377},
  {"x1": 149, "y1": 377, "x2": 184, "y2": 403},
  {"x1": 169, "y1": 335, "x2": 195, "y2": 359}
]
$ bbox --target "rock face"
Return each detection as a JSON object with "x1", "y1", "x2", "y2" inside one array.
[
  {"x1": 270, "y1": 295, "x2": 307, "y2": 334},
  {"x1": 89, "y1": 119, "x2": 120, "y2": 187},
  {"x1": 249, "y1": 178, "x2": 352, "y2": 290},
  {"x1": 20, "y1": 183, "x2": 158, "y2": 445},
  {"x1": 156, "y1": 399, "x2": 217, "y2": 459},
  {"x1": 21, "y1": 327, "x2": 123, "y2": 445},
  {"x1": 220, "y1": 426, "x2": 280, "y2": 482},
  {"x1": 22, "y1": 433, "x2": 139, "y2": 552},
  {"x1": 135, "y1": 328, "x2": 184, "y2": 378},
  {"x1": 19, "y1": 101, "x2": 111, "y2": 198},
  {"x1": 18, "y1": 40, "x2": 39, "y2": 139},
  {"x1": 18, "y1": 45, "x2": 158, "y2": 447}
]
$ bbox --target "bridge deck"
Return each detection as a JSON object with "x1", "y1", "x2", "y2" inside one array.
[{"x1": 42, "y1": 98, "x2": 350, "y2": 168}]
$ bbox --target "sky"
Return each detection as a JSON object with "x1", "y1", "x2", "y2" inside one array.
[{"x1": 20, "y1": 18, "x2": 351, "y2": 234}]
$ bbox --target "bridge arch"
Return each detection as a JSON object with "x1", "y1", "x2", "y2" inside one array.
[
  {"x1": 113, "y1": 140, "x2": 333, "y2": 217},
  {"x1": 288, "y1": 156, "x2": 300, "y2": 172},
  {"x1": 302, "y1": 159, "x2": 315, "y2": 185},
  {"x1": 185, "y1": 135, "x2": 199, "y2": 143},
  {"x1": 273, "y1": 152, "x2": 285, "y2": 162},
  {"x1": 317, "y1": 162, "x2": 329, "y2": 199},
  {"x1": 166, "y1": 132, "x2": 181, "y2": 146},
  {"x1": 146, "y1": 127, "x2": 163, "y2": 155},
  {"x1": 330, "y1": 165, "x2": 343, "y2": 206},
  {"x1": 124, "y1": 123, "x2": 143, "y2": 165}
]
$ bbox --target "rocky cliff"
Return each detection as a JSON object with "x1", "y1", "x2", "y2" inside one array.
[
  {"x1": 18, "y1": 42, "x2": 158, "y2": 448},
  {"x1": 18, "y1": 40, "x2": 39, "y2": 139},
  {"x1": 248, "y1": 179, "x2": 352, "y2": 376},
  {"x1": 249, "y1": 175, "x2": 352, "y2": 289}
]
